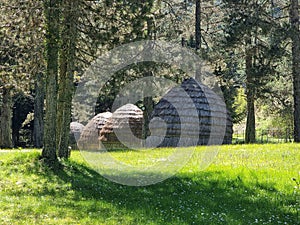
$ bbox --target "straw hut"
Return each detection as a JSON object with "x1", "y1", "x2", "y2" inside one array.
[
  {"x1": 146, "y1": 78, "x2": 233, "y2": 147},
  {"x1": 69, "y1": 122, "x2": 84, "y2": 149},
  {"x1": 78, "y1": 112, "x2": 112, "y2": 150},
  {"x1": 99, "y1": 104, "x2": 144, "y2": 150}
]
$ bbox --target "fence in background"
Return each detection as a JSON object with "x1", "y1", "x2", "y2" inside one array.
[{"x1": 233, "y1": 128, "x2": 294, "y2": 144}]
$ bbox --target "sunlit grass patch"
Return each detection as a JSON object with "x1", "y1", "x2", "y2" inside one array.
[{"x1": 0, "y1": 143, "x2": 299, "y2": 224}]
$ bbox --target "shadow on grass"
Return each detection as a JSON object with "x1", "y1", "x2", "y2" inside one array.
[{"x1": 6, "y1": 153, "x2": 299, "y2": 224}]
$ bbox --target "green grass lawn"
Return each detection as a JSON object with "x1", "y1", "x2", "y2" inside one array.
[{"x1": 0, "y1": 144, "x2": 299, "y2": 224}]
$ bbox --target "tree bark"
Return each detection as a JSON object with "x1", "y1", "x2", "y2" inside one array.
[
  {"x1": 290, "y1": 0, "x2": 300, "y2": 142},
  {"x1": 57, "y1": 0, "x2": 78, "y2": 158},
  {"x1": 142, "y1": 69, "x2": 154, "y2": 140},
  {"x1": 195, "y1": 0, "x2": 201, "y2": 51},
  {"x1": 0, "y1": 88, "x2": 13, "y2": 148},
  {"x1": 245, "y1": 90, "x2": 256, "y2": 143},
  {"x1": 143, "y1": 95, "x2": 154, "y2": 139},
  {"x1": 195, "y1": 0, "x2": 202, "y2": 81},
  {"x1": 33, "y1": 72, "x2": 45, "y2": 148},
  {"x1": 245, "y1": 38, "x2": 256, "y2": 143},
  {"x1": 42, "y1": 0, "x2": 60, "y2": 162}
]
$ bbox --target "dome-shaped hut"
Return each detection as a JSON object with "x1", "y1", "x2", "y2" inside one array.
[
  {"x1": 99, "y1": 104, "x2": 144, "y2": 150},
  {"x1": 146, "y1": 78, "x2": 233, "y2": 147},
  {"x1": 69, "y1": 122, "x2": 84, "y2": 149},
  {"x1": 78, "y1": 112, "x2": 112, "y2": 150}
]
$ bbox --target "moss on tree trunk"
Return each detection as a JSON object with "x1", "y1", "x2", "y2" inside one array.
[
  {"x1": 57, "y1": 0, "x2": 78, "y2": 158},
  {"x1": 0, "y1": 88, "x2": 13, "y2": 148},
  {"x1": 42, "y1": 0, "x2": 60, "y2": 162}
]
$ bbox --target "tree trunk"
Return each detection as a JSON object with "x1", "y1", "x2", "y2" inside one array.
[
  {"x1": 33, "y1": 72, "x2": 45, "y2": 148},
  {"x1": 143, "y1": 95, "x2": 154, "y2": 139},
  {"x1": 56, "y1": 45, "x2": 67, "y2": 156},
  {"x1": 290, "y1": 0, "x2": 300, "y2": 142},
  {"x1": 12, "y1": 125, "x2": 19, "y2": 148},
  {"x1": 0, "y1": 88, "x2": 13, "y2": 148},
  {"x1": 57, "y1": 50, "x2": 73, "y2": 158},
  {"x1": 245, "y1": 90, "x2": 256, "y2": 143},
  {"x1": 57, "y1": 0, "x2": 78, "y2": 158},
  {"x1": 195, "y1": 0, "x2": 201, "y2": 51},
  {"x1": 42, "y1": 0, "x2": 60, "y2": 162},
  {"x1": 195, "y1": 0, "x2": 202, "y2": 81},
  {"x1": 142, "y1": 69, "x2": 154, "y2": 140},
  {"x1": 245, "y1": 38, "x2": 256, "y2": 143}
]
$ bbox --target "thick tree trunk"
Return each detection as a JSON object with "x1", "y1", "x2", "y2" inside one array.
[
  {"x1": 57, "y1": 51, "x2": 73, "y2": 158},
  {"x1": 0, "y1": 88, "x2": 13, "y2": 148},
  {"x1": 56, "y1": 47, "x2": 67, "y2": 156},
  {"x1": 290, "y1": 0, "x2": 300, "y2": 142},
  {"x1": 33, "y1": 72, "x2": 45, "y2": 148},
  {"x1": 57, "y1": 0, "x2": 78, "y2": 158},
  {"x1": 42, "y1": 0, "x2": 60, "y2": 162},
  {"x1": 245, "y1": 38, "x2": 256, "y2": 143}
]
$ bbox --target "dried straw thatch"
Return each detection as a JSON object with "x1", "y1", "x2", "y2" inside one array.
[
  {"x1": 146, "y1": 78, "x2": 233, "y2": 147},
  {"x1": 69, "y1": 122, "x2": 84, "y2": 148},
  {"x1": 99, "y1": 104, "x2": 144, "y2": 150},
  {"x1": 78, "y1": 112, "x2": 112, "y2": 150}
]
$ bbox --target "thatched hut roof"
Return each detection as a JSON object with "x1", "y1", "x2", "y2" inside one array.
[
  {"x1": 99, "y1": 104, "x2": 144, "y2": 150},
  {"x1": 146, "y1": 78, "x2": 233, "y2": 147},
  {"x1": 78, "y1": 112, "x2": 112, "y2": 150}
]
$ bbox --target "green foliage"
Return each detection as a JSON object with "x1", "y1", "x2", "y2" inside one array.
[
  {"x1": 0, "y1": 0, "x2": 44, "y2": 92},
  {"x1": 232, "y1": 88, "x2": 247, "y2": 123},
  {"x1": 0, "y1": 144, "x2": 299, "y2": 224},
  {"x1": 0, "y1": 0, "x2": 296, "y2": 147},
  {"x1": 213, "y1": 51, "x2": 245, "y2": 123},
  {"x1": 95, "y1": 62, "x2": 186, "y2": 114},
  {"x1": 256, "y1": 65, "x2": 294, "y2": 133},
  {"x1": 72, "y1": 0, "x2": 189, "y2": 120},
  {"x1": 220, "y1": 0, "x2": 289, "y2": 97},
  {"x1": 0, "y1": 0, "x2": 44, "y2": 148}
]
